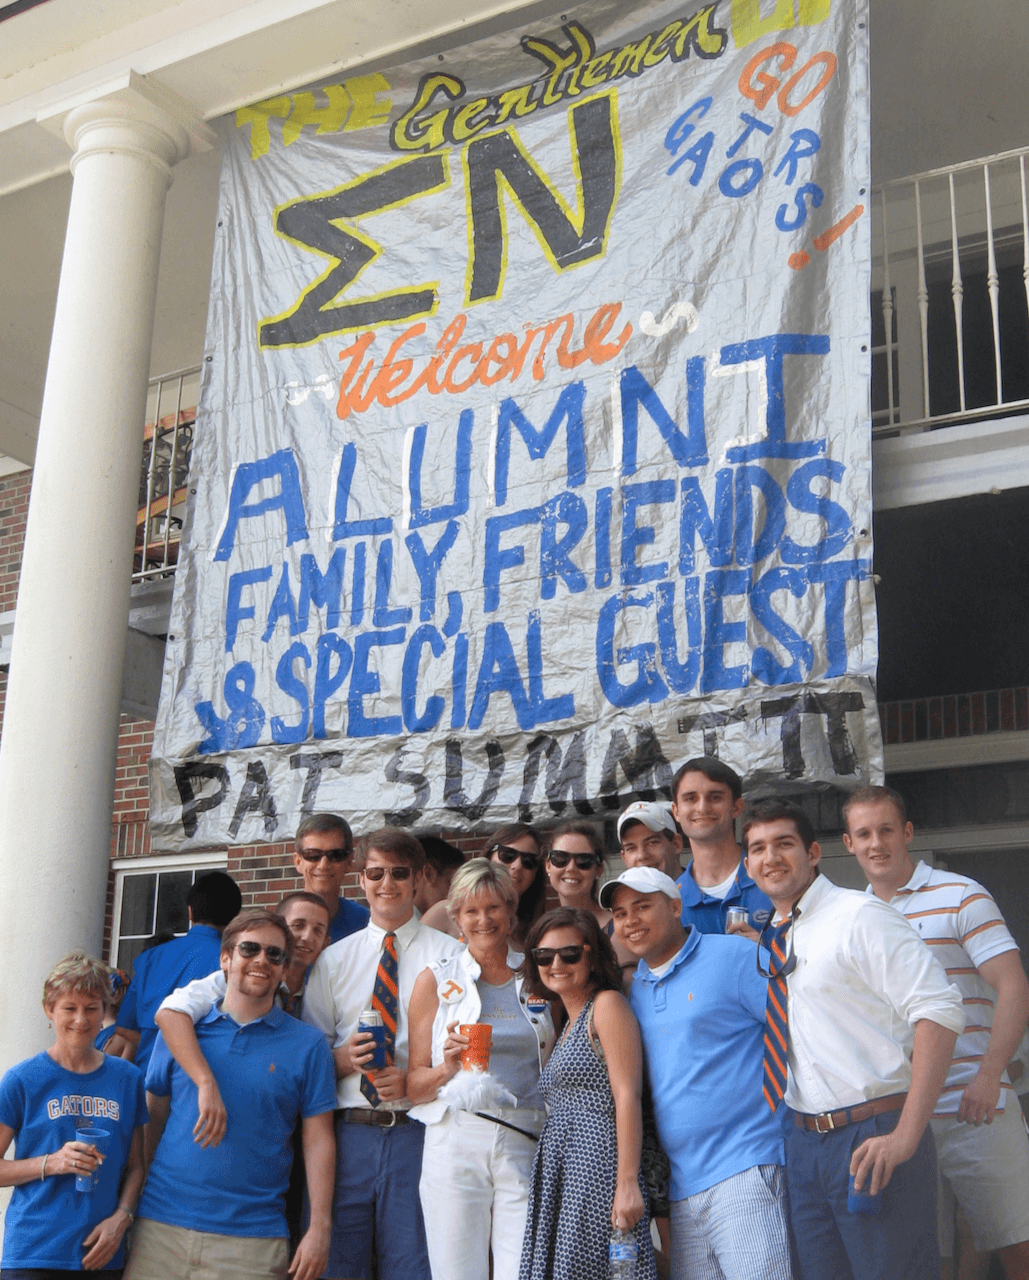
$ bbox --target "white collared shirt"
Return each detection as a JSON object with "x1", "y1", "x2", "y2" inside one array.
[
  {"x1": 301, "y1": 912, "x2": 462, "y2": 1110},
  {"x1": 779, "y1": 874, "x2": 965, "y2": 1114}
]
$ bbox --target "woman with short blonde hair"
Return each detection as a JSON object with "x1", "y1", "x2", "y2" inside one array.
[
  {"x1": 408, "y1": 862, "x2": 556, "y2": 1280},
  {"x1": 446, "y1": 859, "x2": 519, "y2": 929},
  {"x1": 0, "y1": 952, "x2": 148, "y2": 1274}
]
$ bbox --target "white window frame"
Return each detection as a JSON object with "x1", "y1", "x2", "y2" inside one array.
[{"x1": 109, "y1": 850, "x2": 227, "y2": 967}]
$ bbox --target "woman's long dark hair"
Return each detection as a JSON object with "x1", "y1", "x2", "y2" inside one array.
[
  {"x1": 485, "y1": 822, "x2": 546, "y2": 933},
  {"x1": 520, "y1": 907, "x2": 623, "y2": 1002}
]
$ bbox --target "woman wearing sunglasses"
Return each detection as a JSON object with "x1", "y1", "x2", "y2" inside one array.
[
  {"x1": 408, "y1": 859, "x2": 555, "y2": 1280},
  {"x1": 0, "y1": 952, "x2": 148, "y2": 1276},
  {"x1": 518, "y1": 909, "x2": 655, "y2": 1280},
  {"x1": 544, "y1": 820, "x2": 611, "y2": 924},
  {"x1": 422, "y1": 823, "x2": 547, "y2": 948}
]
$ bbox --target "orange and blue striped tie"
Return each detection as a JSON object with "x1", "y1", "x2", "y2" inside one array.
[
  {"x1": 763, "y1": 920, "x2": 792, "y2": 1112},
  {"x1": 361, "y1": 932, "x2": 398, "y2": 1107}
]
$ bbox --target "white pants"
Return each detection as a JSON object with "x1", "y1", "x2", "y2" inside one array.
[{"x1": 419, "y1": 1107, "x2": 543, "y2": 1280}]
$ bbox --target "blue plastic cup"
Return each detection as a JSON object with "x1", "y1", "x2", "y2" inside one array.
[
  {"x1": 847, "y1": 1171, "x2": 883, "y2": 1215},
  {"x1": 361, "y1": 1024, "x2": 388, "y2": 1070},
  {"x1": 74, "y1": 1127, "x2": 110, "y2": 1193}
]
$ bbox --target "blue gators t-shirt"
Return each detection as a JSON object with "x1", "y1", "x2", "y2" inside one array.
[
  {"x1": 140, "y1": 1004, "x2": 337, "y2": 1238},
  {"x1": 0, "y1": 1052, "x2": 148, "y2": 1270}
]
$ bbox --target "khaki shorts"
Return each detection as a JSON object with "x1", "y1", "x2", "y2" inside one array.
[
  {"x1": 934, "y1": 1101, "x2": 1029, "y2": 1255},
  {"x1": 123, "y1": 1216, "x2": 289, "y2": 1280}
]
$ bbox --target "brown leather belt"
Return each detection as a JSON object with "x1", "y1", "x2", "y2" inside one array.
[
  {"x1": 794, "y1": 1092, "x2": 907, "y2": 1133},
  {"x1": 338, "y1": 1107, "x2": 411, "y2": 1128}
]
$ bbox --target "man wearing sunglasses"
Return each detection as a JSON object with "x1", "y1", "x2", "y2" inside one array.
[
  {"x1": 743, "y1": 800, "x2": 965, "y2": 1280},
  {"x1": 293, "y1": 813, "x2": 370, "y2": 943},
  {"x1": 302, "y1": 828, "x2": 462, "y2": 1280},
  {"x1": 602, "y1": 866, "x2": 793, "y2": 1280},
  {"x1": 126, "y1": 910, "x2": 338, "y2": 1280}
]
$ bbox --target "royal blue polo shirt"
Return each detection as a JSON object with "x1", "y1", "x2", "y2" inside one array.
[
  {"x1": 676, "y1": 855, "x2": 773, "y2": 934},
  {"x1": 116, "y1": 924, "x2": 224, "y2": 1076},
  {"x1": 629, "y1": 929, "x2": 784, "y2": 1199},
  {"x1": 327, "y1": 896, "x2": 370, "y2": 943},
  {"x1": 141, "y1": 1003, "x2": 337, "y2": 1238}
]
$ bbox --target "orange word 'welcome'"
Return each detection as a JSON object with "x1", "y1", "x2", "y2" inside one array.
[{"x1": 336, "y1": 303, "x2": 632, "y2": 420}]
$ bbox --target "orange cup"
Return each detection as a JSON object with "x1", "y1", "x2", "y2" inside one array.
[{"x1": 459, "y1": 1023, "x2": 492, "y2": 1071}]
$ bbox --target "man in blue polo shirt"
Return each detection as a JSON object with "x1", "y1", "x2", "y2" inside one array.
[
  {"x1": 106, "y1": 870, "x2": 242, "y2": 1074},
  {"x1": 603, "y1": 866, "x2": 793, "y2": 1280},
  {"x1": 126, "y1": 909, "x2": 337, "y2": 1280},
  {"x1": 294, "y1": 813, "x2": 370, "y2": 943},
  {"x1": 671, "y1": 757, "x2": 772, "y2": 938}
]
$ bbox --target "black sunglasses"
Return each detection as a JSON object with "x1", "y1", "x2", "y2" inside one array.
[
  {"x1": 491, "y1": 845, "x2": 542, "y2": 871},
  {"x1": 547, "y1": 851, "x2": 602, "y2": 870},
  {"x1": 297, "y1": 845, "x2": 351, "y2": 863},
  {"x1": 235, "y1": 940, "x2": 288, "y2": 965},
  {"x1": 755, "y1": 910, "x2": 799, "y2": 980},
  {"x1": 532, "y1": 944, "x2": 588, "y2": 967},
  {"x1": 362, "y1": 864, "x2": 413, "y2": 882}
]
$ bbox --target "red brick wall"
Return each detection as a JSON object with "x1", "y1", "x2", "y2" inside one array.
[{"x1": 0, "y1": 469, "x2": 32, "y2": 614}]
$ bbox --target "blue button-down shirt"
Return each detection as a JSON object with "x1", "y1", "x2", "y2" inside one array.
[
  {"x1": 141, "y1": 1002, "x2": 337, "y2": 1238},
  {"x1": 116, "y1": 924, "x2": 225, "y2": 1076},
  {"x1": 629, "y1": 929, "x2": 784, "y2": 1199},
  {"x1": 676, "y1": 855, "x2": 773, "y2": 934}
]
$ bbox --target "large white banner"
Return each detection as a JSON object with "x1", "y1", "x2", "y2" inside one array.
[{"x1": 150, "y1": 0, "x2": 880, "y2": 849}]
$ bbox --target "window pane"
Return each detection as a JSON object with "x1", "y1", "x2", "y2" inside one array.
[
  {"x1": 118, "y1": 936, "x2": 150, "y2": 976},
  {"x1": 119, "y1": 875, "x2": 155, "y2": 939},
  {"x1": 155, "y1": 871, "x2": 193, "y2": 935}
]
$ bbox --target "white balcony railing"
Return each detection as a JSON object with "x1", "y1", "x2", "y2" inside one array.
[
  {"x1": 872, "y1": 146, "x2": 1029, "y2": 438},
  {"x1": 134, "y1": 366, "x2": 199, "y2": 583}
]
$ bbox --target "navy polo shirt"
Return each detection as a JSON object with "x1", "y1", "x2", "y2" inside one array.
[
  {"x1": 141, "y1": 1003, "x2": 337, "y2": 1238},
  {"x1": 629, "y1": 929, "x2": 783, "y2": 1199},
  {"x1": 326, "y1": 896, "x2": 370, "y2": 943},
  {"x1": 116, "y1": 924, "x2": 224, "y2": 1076},
  {"x1": 675, "y1": 855, "x2": 773, "y2": 935}
]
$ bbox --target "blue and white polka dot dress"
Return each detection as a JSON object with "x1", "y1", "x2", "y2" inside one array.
[{"x1": 519, "y1": 999, "x2": 656, "y2": 1280}]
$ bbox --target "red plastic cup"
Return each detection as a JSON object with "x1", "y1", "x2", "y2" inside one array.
[{"x1": 459, "y1": 1023, "x2": 492, "y2": 1071}]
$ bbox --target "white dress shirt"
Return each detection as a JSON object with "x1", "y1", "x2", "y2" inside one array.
[
  {"x1": 301, "y1": 912, "x2": 462, "y2": 1110},
  {"x1": 778, "y1": 873, "x2": 965, "y2": 1114}
]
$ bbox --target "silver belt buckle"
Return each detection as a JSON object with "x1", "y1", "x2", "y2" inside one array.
[
  {"x1": 383, "y1": 1109, "x2": 398, "y2": 1128},
  {"x1": 813, "y1": 1111, "x2": 836, "y2": 1133}
]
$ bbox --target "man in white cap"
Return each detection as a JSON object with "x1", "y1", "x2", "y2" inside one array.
[
  {"x1": 617, "y1": 801, "x2": 684, "y2": 880},
  {"x1": 602, "y1": 867, "x2": 793, "y2": 1280}
]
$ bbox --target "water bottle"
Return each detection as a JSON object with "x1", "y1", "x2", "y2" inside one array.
[{"x1": 609, "y1": 1228, "x2": 637, "y2": 1279}]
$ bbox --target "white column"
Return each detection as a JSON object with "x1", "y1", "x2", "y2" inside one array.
[{"x1": 0, "y1": 74, "x2": 213, "y2": 1065}]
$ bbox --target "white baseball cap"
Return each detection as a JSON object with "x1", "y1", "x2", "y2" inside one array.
[
  {"x1": 598, "y1": 866, "x2": 681, "y2": 910},
  {"x1": 617, "y1": 800, "x2": 678, "y2": 841}
]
